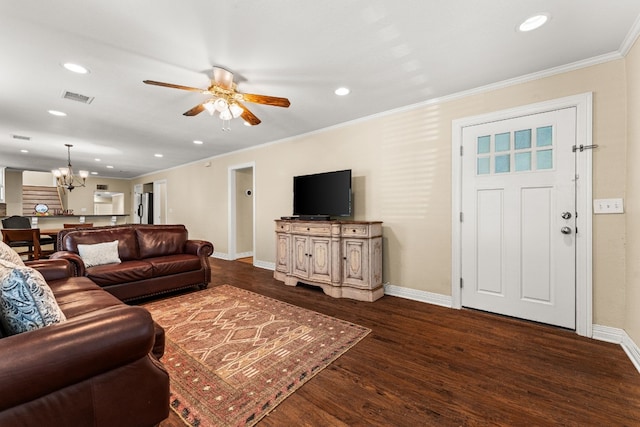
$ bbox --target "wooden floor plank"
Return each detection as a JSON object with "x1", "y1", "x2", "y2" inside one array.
[{"x1": 159, "y1": 258, "x2": 640, "y2": 426}]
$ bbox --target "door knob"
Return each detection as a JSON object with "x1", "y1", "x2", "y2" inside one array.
[
  {"x1": 561, "y1": 212, "x2": 572, "y2": 219},
  {"x1": 561, "y1": 226, "x2": 572, "y2": 235}
]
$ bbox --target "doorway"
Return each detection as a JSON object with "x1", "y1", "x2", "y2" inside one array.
[
  {"x1": 452, "y1": 93, "x2": 593, "y2": 336},
  {"x1": 228, "y1": 163, "x2": 255, "y2": 263}
]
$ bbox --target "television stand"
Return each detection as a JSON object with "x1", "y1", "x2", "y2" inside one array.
[
  {"x1": 298, "y1": 215, "x2": 331, "y2": 221},
  {"x1": 274, "y1": 219, "x2": 384, "y2": 302}
]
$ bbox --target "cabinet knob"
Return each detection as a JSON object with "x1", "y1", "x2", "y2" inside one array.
[{"x1": 352, "y1": 229, "x2": 356, "y2": 233}]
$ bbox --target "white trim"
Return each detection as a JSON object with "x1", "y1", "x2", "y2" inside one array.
[
  {"x1": 620, "y1": 13, "x2": 640, "y2": 56},
  {"x1": 592, "y1": 325, "x2": 640, "y2": 374},
  {"x1": 384, "y1": 283, "x2": 453, "y2": 308},
  {"x1": 227, "y1": 162, "x2": 256, "y2": 261},
  {"x1": 212, "y1": 251, "x2": 231, "y2": 260},
  {"x1": 235, "y1": 251, "x2": 253, "y2": 259},
  {"x1": 451, "y1": 93, "x2": 593, "y2": 337},
  {"x1": 254, "y1": 260, "x2": 275, "y2": 270}
]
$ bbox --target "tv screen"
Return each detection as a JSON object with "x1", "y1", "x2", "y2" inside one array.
[{"x1": 293, "y1": 169, "x2": 352, "y2": 218}]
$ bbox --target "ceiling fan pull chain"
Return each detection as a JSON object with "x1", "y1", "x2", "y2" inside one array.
[{"x1": 222, "y1": 119, "x2": 231, "y2": 131}]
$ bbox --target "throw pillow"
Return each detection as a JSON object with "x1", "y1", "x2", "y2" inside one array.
[
  {"x1": 0, "y1": 263, "x2": 67, "y2": 335},
  {"x1": 0, "y1": 240, "x2": 25, "y2": 266},
  {"x1": 77, "y1": 240, "x2": 121, "y2": 268}
]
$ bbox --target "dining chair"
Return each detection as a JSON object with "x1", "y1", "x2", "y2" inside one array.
[
  {"x1": 1, "y1": 228, "x2": 53, "y2": 260},
  {"x1": 2, "y1": 215, "x2": 56, "y2": 251}
]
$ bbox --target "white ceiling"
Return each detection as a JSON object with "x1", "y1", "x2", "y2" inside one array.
[{"x1": 1, "y1": 1, "x2": 639, "y2": 179}]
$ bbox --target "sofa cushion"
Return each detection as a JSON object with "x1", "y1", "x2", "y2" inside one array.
[
  {"x1": 147, "y1": 254, "x2": 202, "y2": 277},
  {"x1": 87, "y1": 260, "x2": 153, "y2": 287},
  {"x1": 0, "y1": 259, "x2": 66, "y2": 335},
  {"x1": 61, "y1": 228, "x2": 140, "y2": 261},
  {"x1": 77, "y1": 240, "x2": 121, "y2": 267},
  {"x1": 0, "y1": 241, "x2": 25, "y2": 266},
  {"x1": 136, "y1": 226, "x2": 187, "y2": 259}
]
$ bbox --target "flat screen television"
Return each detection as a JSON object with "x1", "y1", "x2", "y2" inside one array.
[{"x1": 293, "y1": 169, "x2": 352, "y2": 219}]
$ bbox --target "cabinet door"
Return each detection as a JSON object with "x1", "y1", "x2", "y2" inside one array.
[
  {"x1": 292, "y1": 235, "x2": 310, "y2": 277},
  {"x1": 309, "y1": 236, "x2": 332, "y2": 283},
  {"x1": 275, "y1": 233, "x2": 290, "y2": 273},
  {"x1": 342, "y1": 238, "x2": 370, "y2": 288}
]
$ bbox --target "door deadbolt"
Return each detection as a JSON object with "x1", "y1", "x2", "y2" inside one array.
[
  {"x1": 561, "y1": 226, "x2": 572, "y2": 235},
  {"x1": 561, "y1": 212, "x2": 572, "y2": 220}
]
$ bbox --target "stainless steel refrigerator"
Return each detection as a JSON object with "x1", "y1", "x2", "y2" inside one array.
[{"x1": 137, "y1": 192, "x2": 153, "y2": 224}]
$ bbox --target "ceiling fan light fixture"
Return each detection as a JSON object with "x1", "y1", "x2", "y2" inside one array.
[{"x1": 203, "y1": 100, "x2": 216, "y2": 115}]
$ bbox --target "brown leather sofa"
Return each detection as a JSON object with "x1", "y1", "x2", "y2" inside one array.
[
  {"x1": 0, "y1": 258, "x2": 169, "y2": 426},
  {"x1": 52, "y1": 224, "x2": 213, "y2": 302}
]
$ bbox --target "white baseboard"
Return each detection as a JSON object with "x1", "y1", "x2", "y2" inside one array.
[
  {"x1": 212, "y1": 252, "x2": 230, "y2": 260},
  {"x1": 254, "y1": 260, "x2": 275, "y2": 270},
  {"x1": 593, "y1": 324, "x2": 640, "y2": 374},
  {"x1": 383, "y1": 283, "x2": 453, "y2": 308}
]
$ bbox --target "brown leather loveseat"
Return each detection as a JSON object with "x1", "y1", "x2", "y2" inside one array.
[
  {"x1": 0, "y1": 258, "x2": 170, "y2": 426},
  {"x1": 52, "y1": 224, "x2": 213, "y2": 301}
]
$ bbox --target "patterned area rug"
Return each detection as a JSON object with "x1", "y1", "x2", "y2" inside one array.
[{"x1": 143, "y1": 285, "x2": 370, "y2": 427}]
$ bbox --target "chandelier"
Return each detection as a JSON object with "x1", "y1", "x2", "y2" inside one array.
[{"x1": 52, "y1": 144, "x2": 89, "y2": 191}]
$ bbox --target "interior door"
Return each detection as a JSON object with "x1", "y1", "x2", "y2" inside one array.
[{"x1": 461, "y1": 107, "x2": 576, "y2": 329}]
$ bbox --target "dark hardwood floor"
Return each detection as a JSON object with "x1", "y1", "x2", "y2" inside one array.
[{"x1": 160, "y1": 258, "x2": 640, "y2": 426}]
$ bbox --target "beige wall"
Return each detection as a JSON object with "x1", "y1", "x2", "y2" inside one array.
[
  {"x1": 626, "y1": 38, "x2": 640, "y2": 345},
  {"x1": 132, "y1": 59, "x2": 629, "y2": 329}
]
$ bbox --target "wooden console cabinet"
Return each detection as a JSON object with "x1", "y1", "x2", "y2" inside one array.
[{"x1": 274, "y1": 219, "x2": 383, "y2": 302}]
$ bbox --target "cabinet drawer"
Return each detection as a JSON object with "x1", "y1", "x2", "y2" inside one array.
[
  {"x1": 341, "y1": 224, "x2": 369, "y2": 237},
  {"x1": 292, "y1": 223, "x2": 331, "y2": 235},
  {"x1": 276, "y1": 222, "x2": 291, "y2": 232}
]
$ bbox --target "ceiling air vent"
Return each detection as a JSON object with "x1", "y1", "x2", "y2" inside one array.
[
  {"x1": 11, "y1": 134, "x2": 31, "y2": 141},
  {"x1": 96, "y1": 184, "x2": 108, "y2": 190},
  {"x1": 62, "y1": 90, "x2": 94, "y2": 104}
]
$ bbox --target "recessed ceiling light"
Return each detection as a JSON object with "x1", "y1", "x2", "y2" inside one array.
[
  {"x1": 154, "y1": 153, "x2": 163, "y2": 158},
  {"x1": 91, "y1": 171, "x2": 99, "y2": 175},
  {"x1": 48, "y1": 110, "x2": 67, "y2": 117},
  {"x1": 193, "y1": 140, "x2": 203, "y2": 145},
  {"x1": 106, "y1": 165, "x2": 114, "y2": 169},
  {"x1": 63, "y1": 63, "x2": 90, "y2": 74},
  {"x1": 335, "y1": 87, "x2": 350, "y2": 96},
  {"x1": 518, "y1": 13, "x2": 549, "y2": 32},
  {"x1": 20, "y1": 149, "x2": 29, "y2": 153},
  {"x1": 94, "y1": 158, "x2": 101, "y2": 162}
]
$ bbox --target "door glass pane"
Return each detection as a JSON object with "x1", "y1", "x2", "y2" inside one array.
[
  {"x1": 477, "y1": 136, "x2": 490, "y2": 154},
  {"x1": 495, "y1": 154, "x2": 510, "y2": 173},
  {"x1": 477, "y1": 157, "x2": 490, "y2": 175},
  {"x1": 495, "y1": 133, "x2": 510, "y2": 152},
  {"x1": 515, "y1": 129, "x2": 532, "y2": 150},
  {"x1": 537, "y1": 126, "x2": 553, "y2": 147},
  {"x1": 515, "y1": 152, "x2": 531, "y2": 172},
  {"x1": 537, "y1": 149, "x2": 553, "y2": 169}
]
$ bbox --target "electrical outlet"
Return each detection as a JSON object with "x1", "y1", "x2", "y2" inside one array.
[{"x1": 593, "y1": 198, "x2": 624, "y2": 214}]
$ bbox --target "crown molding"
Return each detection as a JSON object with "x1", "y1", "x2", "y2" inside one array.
[{"x1": 620, "y1": 13, "x2": 640, "y2": 56}]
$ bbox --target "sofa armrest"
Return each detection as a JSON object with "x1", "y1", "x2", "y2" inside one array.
[
  {"x1": 185, "y1": 239, "x2": 214, "y2": 258},
  {"x1": 49, "y1": 251, "x2": 86, "y2": 276},
  {"x1": 24, "y1": 258, "x2": 76, "y2": 281},
  {"x1": 0, "y1": 305, "x2": 155, "y2": 410}
]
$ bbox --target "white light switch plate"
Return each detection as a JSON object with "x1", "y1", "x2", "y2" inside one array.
[{"x1": 593, "y1": 198, "x2": 624, "y2": 214}]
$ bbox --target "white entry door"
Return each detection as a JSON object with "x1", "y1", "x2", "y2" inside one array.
[{"x1": 461, "y1": 107, "x2": 576, "y2": 329}]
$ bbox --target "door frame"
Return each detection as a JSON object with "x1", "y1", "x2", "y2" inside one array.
[
  {"x1": 228, "y1": 162, "x2": 256, "y2": 262},
  {"x1": 451, "y1": 93, "x2": 593, "y2": 337}
]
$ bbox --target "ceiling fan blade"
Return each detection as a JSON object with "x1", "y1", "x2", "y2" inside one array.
[
  {"x1": 236, "y1": 102, "x2": 261, "y2": 126},
  {"x1": 241, "y1": 93, "x2": 291, "y2": 108},
  {"x1": 183, "y1": 104, "x2": 205, "y2": 116},
  {"x1": 143, "y1": 80, "x2": 205, "y2": 93}
]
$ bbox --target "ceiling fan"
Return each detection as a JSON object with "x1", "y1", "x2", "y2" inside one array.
[{"x1": 143, "y1": 67, "x2": 290, "y2": 128}]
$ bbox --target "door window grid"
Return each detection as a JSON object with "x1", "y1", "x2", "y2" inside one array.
[{"x1": 476, "y1": 125, "x2": 553, "y2": 175}]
